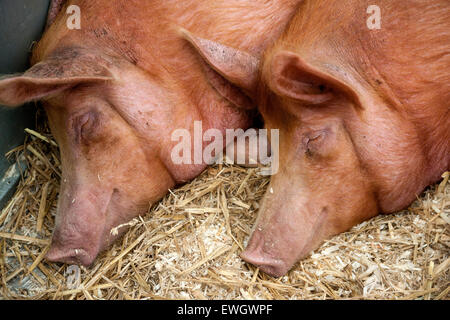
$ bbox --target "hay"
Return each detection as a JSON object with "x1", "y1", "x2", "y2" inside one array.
[{"x1": 0, "y1": 110, "x2": 448, "y2": 300}]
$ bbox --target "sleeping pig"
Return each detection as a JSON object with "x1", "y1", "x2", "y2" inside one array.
[
  {"x1": 213, "y1": 0, "x2": 449, "y2": 277},
  {"x1": 0, "y1": 0, "x2": 302, "y2": 266}
]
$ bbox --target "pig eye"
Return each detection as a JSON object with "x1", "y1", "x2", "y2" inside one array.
[
  {"x1": 73, "y1": 111, "x2": 101, "y2": 143},
  {"x1": 303, "y1": 131, "x2": 326, "y2": 156}
]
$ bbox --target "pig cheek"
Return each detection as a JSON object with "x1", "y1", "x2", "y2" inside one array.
[
  {"x1": 331, "y1": 185, "x2": 378, "y2": 234},
  {"x1": 80, "y1": 133, "x2": 121, "y2": 159},
  {"x1": 105, "y1": 157, "x2": 175, "y2": 221},
  {"x1": 106, "y1": 188, "x2": 145, "y2": 224}
]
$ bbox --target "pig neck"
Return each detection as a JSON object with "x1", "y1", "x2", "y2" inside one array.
[
  {"x1": 344, "y1": 44, "x2": 449, "y2": 196},
  {"x1": 339, "y1": 45, "x2": 449, "y2": 212},
  {"x1": 339, "y1": 2, "x2": 450, "y2": 196}
]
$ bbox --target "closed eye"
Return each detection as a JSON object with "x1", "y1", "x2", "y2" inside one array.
[
  {"x1": 72, "y1": 110, "x2": 101, "y2": 144},
  {"x1": 303, "y1": 131, "x2": 326, "y2": 156}
]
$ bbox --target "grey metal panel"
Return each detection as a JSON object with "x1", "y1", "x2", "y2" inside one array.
[{"x1": 0, "y1": 0, "x2": 51, "y2": 209}]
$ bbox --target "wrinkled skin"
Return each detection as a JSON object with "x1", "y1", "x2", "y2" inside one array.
[
  {"x1": 225, "y1": 0, "x2": 449, "y2": 277},
  {"x1": 0, "y1": 0, "x2": 301, "y2": 266}
]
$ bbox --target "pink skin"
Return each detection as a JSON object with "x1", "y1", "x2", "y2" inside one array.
[
  {"x1": 240, "y1": 0, "x2": 449, "y2": 277},
  {"x1": 0, "y1": 0, "x2": 301, "y2": 266}
]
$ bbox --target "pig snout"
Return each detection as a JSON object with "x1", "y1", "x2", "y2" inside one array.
[
  {"x1": 45, "y1": 215, "x2": 121, "y2": 267},
  {"x1": 45, "y1": 187, "x2": 116, "y2": 266},
  {"x1": 45, "y1": 229, "x2": 99, "y2": 267},
  {"x1": 45, "y1": 214, "x2": 107, "y2": 267},
  {"x1": 240, "y1": 229, "x2": 290, "y2": 278},
  {"x1": 241, "y1": 196, "x2": 331, "y2": 277}
]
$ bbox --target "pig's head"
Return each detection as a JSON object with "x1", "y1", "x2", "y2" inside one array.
[
  {"x1": 0, "y1": 30, "x2": 259, "y2": 266},
  {"x1": 237, "y1": 50, "x2": 427, "y2": 277},
  {"x1": 0, "y1": 47, "x2": 177, "y2": 265}
]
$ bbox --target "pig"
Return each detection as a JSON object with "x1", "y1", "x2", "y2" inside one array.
[
  {"x1": 0, "y1": 0, "x2": 302, "y2": 266},
  {"x1": 210, "y1": 0, "x2": 450, "y2": 277}
]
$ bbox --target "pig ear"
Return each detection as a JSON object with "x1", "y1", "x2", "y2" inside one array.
[
  {"x1": 269, "y1": 51, "x2": 361, "y2": 106},
  {"x1": 180, "y1": 28, "x2": 259, "y2": 96},
  {"x1": 0, "y1": 53, "x2": 114, "y2": 107}
]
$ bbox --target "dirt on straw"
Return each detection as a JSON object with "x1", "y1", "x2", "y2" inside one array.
[{"x1": 0, "y1": 109, "x2": 448, "y2": 300}]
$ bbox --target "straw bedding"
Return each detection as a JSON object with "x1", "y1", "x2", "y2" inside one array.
[{"x1": 0, "y1": 109, "x2": 448, "y2": 300}]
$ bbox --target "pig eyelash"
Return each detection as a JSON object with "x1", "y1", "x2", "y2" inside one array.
[
  {"x1": 70, "y1": 113, "x2": 87, "y2": 144},
  {"x1": 78, "y1": 113, "x2": 91, "y2": 128},
  {"x1": 80, "y1": 116, "x2": 93, "y2": 141},
  {"x1": 308, "y1": 132, "x2": 324, "y2": 141},
  {"x1": 305, "y1": 139, "x2": 317, "y2": 157}
]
